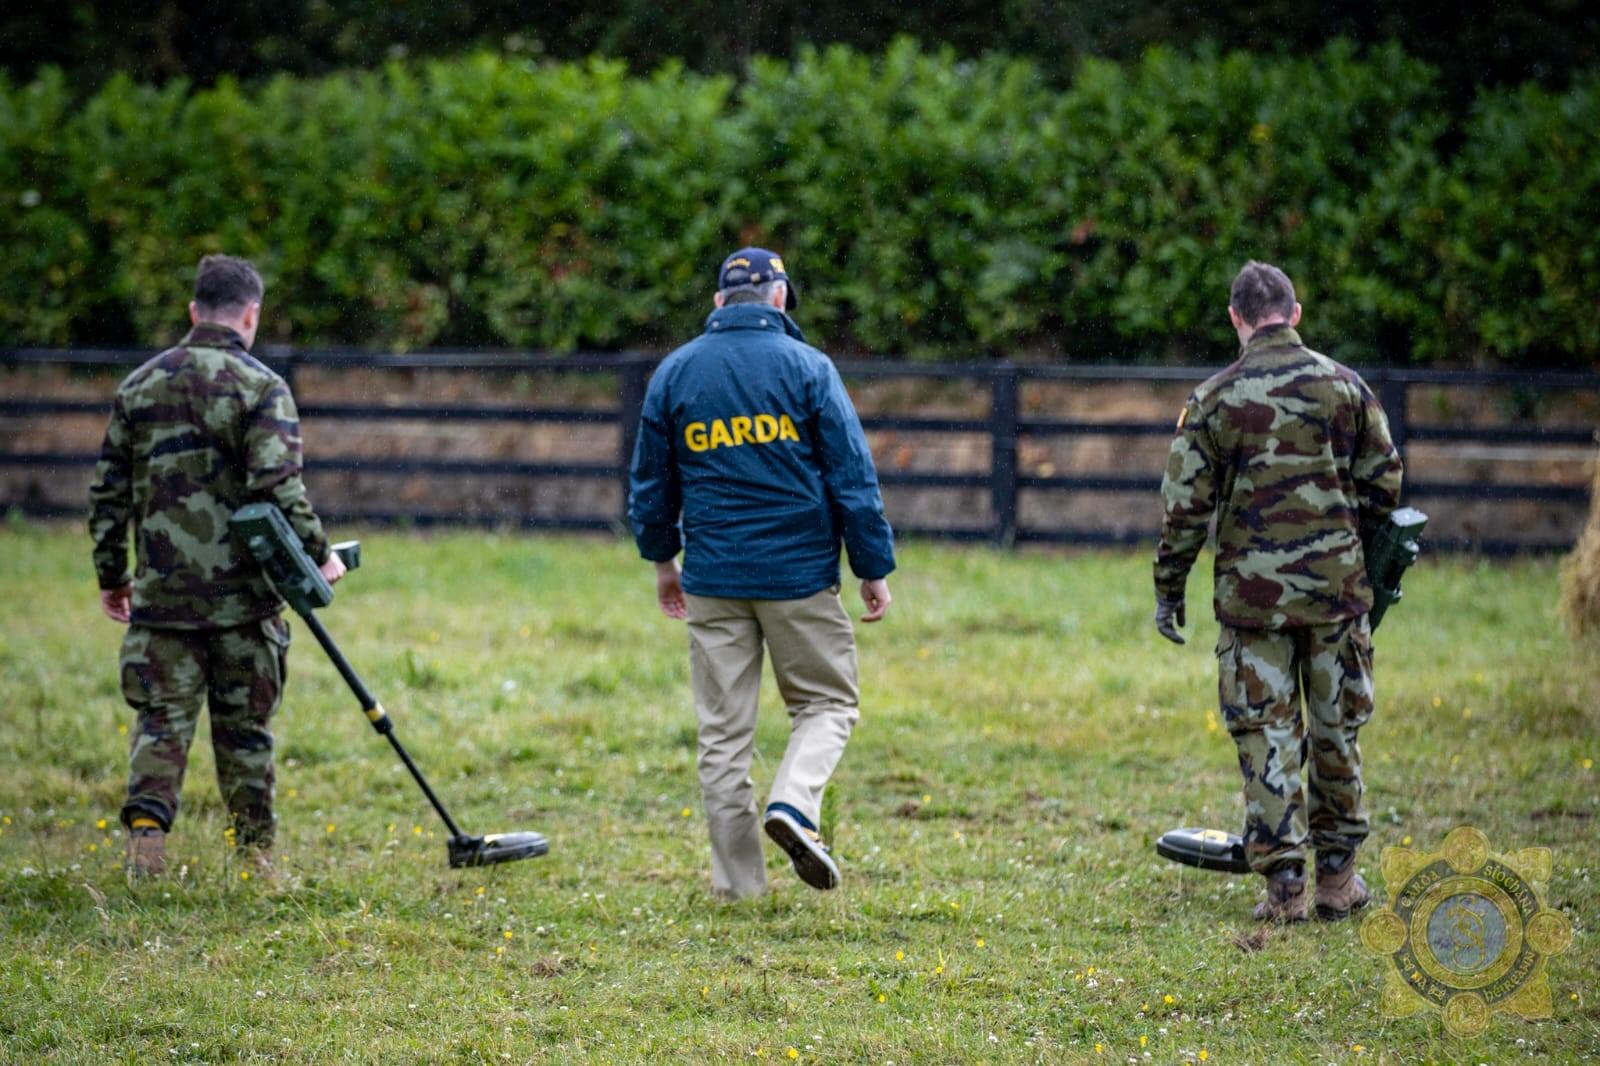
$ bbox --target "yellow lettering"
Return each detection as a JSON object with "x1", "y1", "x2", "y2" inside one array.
[
  {"x1": 730, "y1": 416, "x2": 754, "y2": 445},
  {"x1": 778, "y1": 414, "x2": 800, "y2": 442},
  {"x1": 754, "y1": 414, "x2": 779, "y2": 443},
  {"x1": 708, "y1": 420, "x2": 733, "y2": 449},
  {"x1": 685, "y1": 422, "x2": 709, "y2": 452}
]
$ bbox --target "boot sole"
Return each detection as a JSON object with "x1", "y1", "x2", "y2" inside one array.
[{"x1": 763, "y1": 813, "x2": 839, "y2": 891}]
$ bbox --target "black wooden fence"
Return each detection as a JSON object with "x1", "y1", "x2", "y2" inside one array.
[{"x1": 2, "y1": 348, "x2": 1595, "y2": 553}]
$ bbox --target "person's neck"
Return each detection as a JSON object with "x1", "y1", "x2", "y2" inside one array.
[{"x1": 1239, "y1": 318, "x2": 1290, "y2": 345}]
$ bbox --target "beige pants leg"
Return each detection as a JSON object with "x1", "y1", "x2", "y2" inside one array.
[
  {"x1": 756, "y1": 589, "x2": 859, "y2": 825},
  {"x1": 686, "y1": 594, "x2": 767, "y2": 899},
  {"x1": 686, "y1": 588, "x2": 860, "y2": 899}
]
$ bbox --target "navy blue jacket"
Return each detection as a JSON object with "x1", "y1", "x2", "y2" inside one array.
[{"x1": 628, "y1": 303, "x2": 896, "y2": 600}]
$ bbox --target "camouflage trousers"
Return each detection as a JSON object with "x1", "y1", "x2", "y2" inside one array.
[
  {"x1": 119, "y1": 616, "x2": 290, "y2": 848},
  {"x1": 1217, "y1": 614, "x2": 1375, "y2": 875}
]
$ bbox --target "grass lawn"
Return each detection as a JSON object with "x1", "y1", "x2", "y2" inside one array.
[{"x1": 1, "y1": 523, "x2": 1595, "y2": 1064}]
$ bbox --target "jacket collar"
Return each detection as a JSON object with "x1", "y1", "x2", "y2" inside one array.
[
  {"x1": 1241, "y1": 322, "x2": 1302, "y2": 357},
  {"x1": 704, "y1": 303, "x2": 806, "y2": 343},
  {"x1": 180, "y1": 322, "x2": 250, "y2": 352}
]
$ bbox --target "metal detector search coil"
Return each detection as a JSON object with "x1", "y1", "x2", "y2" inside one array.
[{"x1": 1156, "y1": 827, "x2": 1252, "y2": 874}]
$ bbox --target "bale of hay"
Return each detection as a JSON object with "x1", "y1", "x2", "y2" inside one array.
[{"x1": 1560, "y1": 447, "x2": 1600, "y2": 642}]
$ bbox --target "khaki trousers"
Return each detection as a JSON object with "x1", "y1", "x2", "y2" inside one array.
[{"x1": 685, "y1": 587, "x2": 860, "y2": 899}]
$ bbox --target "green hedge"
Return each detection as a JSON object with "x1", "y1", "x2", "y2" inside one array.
[{"x1": 3, "y1": 41, "x2": 1597, "y2": 364}]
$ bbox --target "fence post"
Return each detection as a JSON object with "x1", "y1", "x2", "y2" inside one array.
[
  {"x1": 1379, "y1": 372, "x2": 1409, "y2": 501},
  {"x1": 617, "y1": 358, "x2": 651, "y2": 525},
  {"x1": 991, "y1": 363, "x2": 1020, "y2": 547}
]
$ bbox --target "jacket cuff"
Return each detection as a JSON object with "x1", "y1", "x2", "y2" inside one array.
[
  {"x1": 847, "y1": 552, "x2": 896, "y2": 582},
  {"x1": 97, "y1": 570, "x2": 131, "y2": 591},
  {"x1": 1153, "y1": 576, "x2": 1188, "y2": 604},
  {"x1": 635, "y1": 526, "x2": 682, "y2": 563}
]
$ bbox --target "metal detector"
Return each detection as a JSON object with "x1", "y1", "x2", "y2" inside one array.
[{"x1": 230, "y1": 503, "x2": 548, "y2": 868}]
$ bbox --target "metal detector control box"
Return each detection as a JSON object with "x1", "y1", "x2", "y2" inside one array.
[
  {"x1": 230, "y1": 502, "x2": 358, "y2": 614},
  {"x1": 1364, "y1": 506, "x2": 1428, "y2": 631}
]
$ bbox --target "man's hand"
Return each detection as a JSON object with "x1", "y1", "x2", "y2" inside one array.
[
  {"x1": 101, "y1": 584, "x2": 132, "y2": 624},
  {"x1": 1154, "y1": 596, "x2": 1186, "y2": 644},
  {"x1": 655, "y1": 559, "x2": 687, "y2": 620},
  {"x1": 860, "y1": 578, "x2": 891, "y2": 623},
  {"x1": 319, "y1": 552, "x2": 348, "y2": 585}
]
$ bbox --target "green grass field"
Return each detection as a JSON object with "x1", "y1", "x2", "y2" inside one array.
[{"x1": 1, "y1": 524, "x2": 1594, "y2": 1064}]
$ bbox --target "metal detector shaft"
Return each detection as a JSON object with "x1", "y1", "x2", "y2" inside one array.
[{"x1": 296, "y1": 609, "x2": 466, "y2": 841}]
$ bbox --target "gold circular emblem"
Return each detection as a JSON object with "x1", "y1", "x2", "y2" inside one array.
[{"x1": 1361, "y1": 828, "x2": 1571, "y2": 1036}]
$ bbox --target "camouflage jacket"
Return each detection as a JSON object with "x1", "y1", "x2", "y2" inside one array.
[
  {"x1": 1154, "y1": 325, "x2": 1404, "y2": 629},
  {"x1": 88, "y1": 323, "x2": 330, "y2": 628}
]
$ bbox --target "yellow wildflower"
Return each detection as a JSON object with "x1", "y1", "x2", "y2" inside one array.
[
  {"x1": 895, "y1": 950, "x2": 904, "y2": 961},
  {"x1": 1139, "y1": 1035, "x2": 1148, "y2": 1048},
  {"x1": 96, "y1": 819, "x2": 108, "y2": 830},
  {"x1": 1164, "y1": 994, "x2": 1175, "y2": 1005},
  {"x1": 786, "y1": 1049, "x2": 798, "y2": 1060}
]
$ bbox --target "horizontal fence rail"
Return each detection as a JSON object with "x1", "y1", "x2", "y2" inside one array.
[{"x1": 2, "y1": 348, "x2": 1596, "y2": 554}]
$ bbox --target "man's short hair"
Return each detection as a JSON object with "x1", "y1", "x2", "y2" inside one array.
[
  {"x1": 1229, "y1": 261, "x2": 1296, "y2": 326},
  {"x1": 720, "y1": 280, "x2": 783, "y2": 306},
  {"x1": 193, "y1": 255, "x2": 264, "y2": 314}
]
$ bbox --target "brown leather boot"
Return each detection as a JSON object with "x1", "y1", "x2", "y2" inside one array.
[
  {"x1": 126, "y1": 826, "x2": 167, "y2": 878},
  {"x1": 1252, "y1": 868, "x2": 1308, "y2": 923},
  {"x1": 1315, "y1": 861, "x2": 1371, "y2": 921}
]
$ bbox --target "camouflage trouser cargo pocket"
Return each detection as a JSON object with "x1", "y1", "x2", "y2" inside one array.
[
  {"x1": 1216, "y1": 617, "x2": 1375, "y2": 874},
  {"x1": 119, "y1": 617, "x2": 289, "y2": 847}
]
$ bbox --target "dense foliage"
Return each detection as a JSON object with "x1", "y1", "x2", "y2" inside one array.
[
  {"x1": 4, "y1": 1, "x2": 1593, "y2": 111},
  {"x1": 4, "y1": 42, "x2": 1597, "y2": 364}
]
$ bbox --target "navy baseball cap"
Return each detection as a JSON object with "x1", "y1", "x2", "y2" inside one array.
[{"x1": 717, "y1": 247, "x2": 799, "y2": 309}]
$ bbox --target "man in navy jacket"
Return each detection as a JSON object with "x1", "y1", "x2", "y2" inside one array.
[{"x1": 629, "y1": 247, "x2": 896, "y2": 899}]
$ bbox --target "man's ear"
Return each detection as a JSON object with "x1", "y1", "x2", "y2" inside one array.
[
  {"x1": 1289, "y1": 302, "x2": 1302, "y2": 327},
  {"x1": 243, "y1": 301, "x2": 261, "y2": 332},
  {"x1": 1228, "y1": 305, "x2": 1244, "y2": 331},
  {"x1": 713, "y1": 290, "x2": 726, "y2": 309},
  {"x1": 770, "y1": 282, "x2": 788, "y2": 311},
  {"x1": 189, "y1": 301, "x2": 202, "y2": 325}
]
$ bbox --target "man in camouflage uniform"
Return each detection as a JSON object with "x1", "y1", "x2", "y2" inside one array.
[
  {"x1": 1154, "y1": 261, "x2": 1403, "y2": 922},
  {"x1": 89, "y1": 255, "x2": 344, "y2": 877}
]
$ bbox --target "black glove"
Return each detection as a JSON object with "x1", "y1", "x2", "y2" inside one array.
[{"x1": 1154, "y1": 596, "x2": 1186, "y2": 644}]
